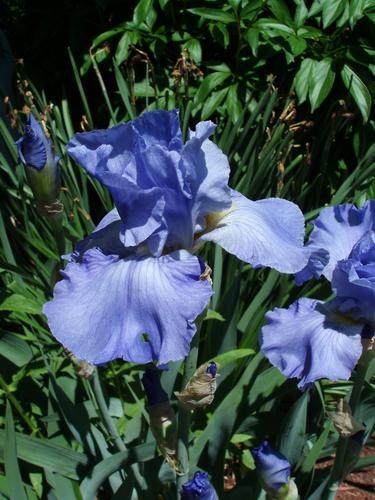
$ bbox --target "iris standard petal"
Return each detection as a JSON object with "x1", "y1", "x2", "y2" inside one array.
[
  {"x1": 332, "y1": 260, "x2": 375, "y2": 325},
  {"x1": 199, "y1": 190, "x2": 308, "y2": 273},
  {"x1": 295, "y1": 203, "x2": 375, "y2": 283},
  {"x1": 43, "y1": 249, "x2": 212, "y2": 366},
  {"x1": 181, "y1": 121, "x2": 231, "y2": 225},
  {"x1": 260, "y1": 298, "x2": 363, "y2": 389},
  {"x1": 132, "y1": 108, "x2": 182, "y2": 151}
]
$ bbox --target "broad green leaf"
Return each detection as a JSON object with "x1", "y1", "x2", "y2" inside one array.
[
  {"x1": 278, "y1": 391, "x2": 309, "y2": 466},
  {"x1": 308, "y1": 0, "x2": 323, "y2": 17},
  {"x1": 133, "y1": 0, "x2": 154, "y2": 25},
  {"x1": 184, "y1": 38, "x2": 202, "y2": 63},
  {"x1": 0, "y1": 333, "x2": 32, "y2": 366},
  {"x1": 211, "y1": 348, "x2": 255, "y2": 369},
  {"x1": 0, "y1": 430, "x2": 89, "y2": 479},
  {"x1": 341, "y1": 64, "x2": 371, "y2": 121},
  {"x1": 267, "y1": 0, "x2": 293, "y2": 24},
  {"x1": 309, "y1": 59, "x2": 335, "y2": 111},
  {"x1": 349, "y1": 0, "x2": 367, "y2": 27},
  {"x1": 4, "y1": 403, "x2": 27, "y2": 500},
  {"x1": 322, "y1": 0, "x2": 346, "y2": 28},
  {"x1": 246, "y1": 28, "x2": 259, "y2": 56},
  {"x1": 210, "y1": 22, "x2": 230, "y2": 48},
  {"x1": 195, "y1": 72, "x2": 230, "y2": 104},
  {"x1": 253, "y1": 18, "x2": 295, "y2": 35},
  {"x1": 187, "y1": 8, "x2": 236, "y2": 23},
  {"x1": 0, "y1": 293, "x2": 42, "y2": 315},
  {"x1": 297, "y1": 26, "x2": 323, "y2": 38},
  {"x1": 115, "y1": 31, "x2": 139, "y2": 65},
  {"x1": 294, "y1": 0, "x2": 309, "y2": 26},
  {"x1": 242, "y1": 449, "x2": 255, "y2": 469},
  {"x1": 201, "y1": 87, "x2": 229, "y2": 120}
]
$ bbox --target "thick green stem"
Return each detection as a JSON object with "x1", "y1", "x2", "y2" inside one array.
[
  {"x1": 325, "y1": 359, "x2": 369, "y2": 498},
  {"x1": 92, "y1": 368, "x2": 126, "y2": 452},
  {"x1": 176, "y1": 321, "x2": 202, "y2": 496}
]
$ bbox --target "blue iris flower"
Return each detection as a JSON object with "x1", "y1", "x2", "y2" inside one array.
[
  {"x1": 252, "y1": 441, "x2": 291, "y2": 493},
  {"x1": 181, "y1": 471, "x2": 218, "y2": 499},
  {"x1": 43, "y1": 110, "x2": 308, "y2": 366},
  {"x1": 261, "y1": 202, "x2": 375, "y2": 390}
]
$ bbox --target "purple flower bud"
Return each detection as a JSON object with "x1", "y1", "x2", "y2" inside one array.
[
  {"x1": 181, "y1": 471, "x2": 218, "y2": 499},
  {"x1": 206, "y1": 361, "x2": 217, "y2": 377},
  {"x1": 16, "y1": 114, "x2": 61, "y2": 209},
  {"x1": 141, "y1": 369, "x2": 169, "y2": 407},
  {"x1": 252, "y1": 441, "x2": 291, "y2": 493}
]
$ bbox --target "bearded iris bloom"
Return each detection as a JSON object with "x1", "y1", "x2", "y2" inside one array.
[
  {"x1": 261, "y1": 202, "x2": 375, "y2": 390},
  {"x1": 43, "y1": 109, "x2": 308, "y2": 366}
]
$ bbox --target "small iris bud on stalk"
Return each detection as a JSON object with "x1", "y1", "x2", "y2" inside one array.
[
  {"x1": 252, "y1": 441, "x2": 299, "y2": 500},
  {"x1": 329, "y1": 399, "x2": 366, "y2": 478},
  {"x1": 16, "y1": 113, "x2": 64, "y2": 256},
  {"x1": 181, "y1": 471, "x2": 218, "y2": 500},
  {"x1": 141, "y1": 369, "x2": 177, "y2": 468},
  {"x1": 175, "y1": 361, "x2": 218, "y2": 411},
  {"x1": 16, "y1": 113, "x2": 61, "y2": 214}
]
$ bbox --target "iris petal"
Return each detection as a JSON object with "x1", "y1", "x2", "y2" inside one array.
[
  {"x1": 181, "y1": 122, "x2": 231, "y2": 223},
  {"x1": 295, "y1": 203, "x2": 375, "y2": 284},
  {"x1": 199, "y1": 190, "x2": 308, "y2": 273},
  {"x1": 43, "y1": 249, "x2": 212, "y2": 366},
  {"x1": 260, "y1": 298, "x2": 363, "y2": 389}
]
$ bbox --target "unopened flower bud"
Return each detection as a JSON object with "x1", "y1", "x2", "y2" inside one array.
[
  {"x1": 252, "y1": 441, "x2": 298, "y2": 499},
  {"x1": 16, "y1": 113, "x2": 61, "y2": 215},
  {"x1": 175, "y1": 361, "x2": 218, "y2": 411},
  {"x1": 142, "y1": 369, "x2": 177, "y2": 468},
  {"x1": 181, "y1": 471, "x2": 218, "y2": 500},
  {"x1": 328, "y1": 399, "x2": 365, "y2": 438}
]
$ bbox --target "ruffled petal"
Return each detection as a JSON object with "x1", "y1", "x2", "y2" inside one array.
[
  {"x1": 43, "y1": 249, "x2": 212, "y2": 366},
  {"x1": 260, "y1": 298, "x2": 363, "y2": 389},
  {"x1": 181, "y1": 121, "x2": 231, "y2": 226},
  {"x1": 74, "y1": 208, "x2": 126, "y2": 258},
  {"x1": 296, "y1": 202, "x2": 375, "y2": 283},
  {"x1": 132, "y1": 109, "x2": 182, "y2": 151},
  {"x1": 199, "y1": 190, "x2": 308, "y2": 273},
  {"x1": 332, "y1": 262, "x2": 375, "y2": 326}
]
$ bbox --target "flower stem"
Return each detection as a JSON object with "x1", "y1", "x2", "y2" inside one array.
[
  {"x1": 325, "y1": 359, "x2": 369, "y2": 498},
  {"x1": 176, "y1": 321, "x2": 203, "y2": 496}
]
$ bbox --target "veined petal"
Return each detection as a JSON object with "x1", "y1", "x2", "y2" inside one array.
[
  {"x1": 181, "y1": 121, "x2": 231, "y2": 225},
  {"x1": 199, "y1": 190, "x2": 308, "y2": 273},
  {"x1": 260, "y1": 298, "x2": 363, "y2": 389},
  {"x1": 132, "y1": 109, "x2": 182, "y2": 151},
  {"x1": 296, "y1": 202, "x2": 375, "y2": 283},
  {"x1": 43, "y1": 249, "x2": 212, "y2": 366}
]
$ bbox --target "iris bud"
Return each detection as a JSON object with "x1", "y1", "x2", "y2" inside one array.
[
  {"x1": 252, "y1": 441, "x2": 298, "y2": 499},
  {"x1": 141, "y1": 370, "x2": 177, "y2": 468},
  {"x1": 175, "y1": 361, "x2": 218, "y2": 411},
  {"x1": 16, "y1": 113, "x2": 62, "y2": 215},
  {"x1": 181, "y1": 471, "x2": 218, "y2": 500}
]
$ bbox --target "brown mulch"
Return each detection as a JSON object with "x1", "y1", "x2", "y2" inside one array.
[{"x1": 316, "y1": 447, "x2": 375, "y2": 499}]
